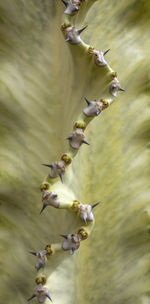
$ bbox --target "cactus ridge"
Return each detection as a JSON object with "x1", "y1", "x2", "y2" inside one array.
[{"x1": 27, "y1": 0, "x2": 125, "y2": 302}]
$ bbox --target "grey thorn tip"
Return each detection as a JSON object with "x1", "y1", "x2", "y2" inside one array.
[
  {"x1": 36, "y1": 262, "x2": 43, "y2": 271},
  {"x1": 71, "y1": 248, "x2": 76, "y2": 255},
  {"x1": 83, "y1": 218, "x2": 87, "y2": 225},
  {"x1": 78, "y1": 25, "x2": 88, "y2": 35},
  {"x1": 60, "y1": 234, "x2": 68, "y2": 239},
  {"x1": 95, "y1": 109, "x2": 99, "y2": 116},
  {"x1": 65, "y1": 37, "x2": 70, "y2": 42},
  {"x1": 27, "y1": 294, "x2": 36, "y2": 302},
  {"x1": 46, "y1": 294, "x2": 53, "y2": 302},
  {"x1": 52, "y1": 193, "x2": 57, "y2": 199},
  {"x1": 29, "y1": 251, "x2": 37, "y2": 256},
  {"x1": 74, "y1": 6, "x2": 79, "y2": 12},
  {"x1": 66, "y1": 135, "x2": 72, "y2": 140},
  {"x1": 82, "y1": 139, "x2": 90, "y2": 145},
  {"x1": 103, "y1": 49, "x2": 110, "y2": 56},
  {"x1": 40, "y1": 203, "x2": 47, "y2": 214},
  {"x1": 84, "y1": 97, "x2": 91, "y2": 106},
  {"x1": 42, "y1": 164, "x2": 53, "y2": 168},
  {"x1": 92, "y1": 202, "x2": 100, "y2": 209},
  {"x1": 61, "y1": 0, "x2": 67, "y2": 7},
  {"x1": 119, "y1": 87, "x2": 125, "y2": 91},
  {"x1": 59, "y1": 172, "x2": 63, "y2": 183}
]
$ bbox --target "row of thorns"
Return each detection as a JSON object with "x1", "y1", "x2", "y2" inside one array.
[{"x1": 27, "y1": 1, "x2": 125, "y2": 303}]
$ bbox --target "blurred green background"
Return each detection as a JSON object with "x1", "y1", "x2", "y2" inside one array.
[{"x1": 0, "y1": 1, "x2": 150, "y2": 303}]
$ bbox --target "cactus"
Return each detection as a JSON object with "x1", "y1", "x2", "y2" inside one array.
[{"x1": 0, "y1": 1, "x2": 149, "y2": 304}]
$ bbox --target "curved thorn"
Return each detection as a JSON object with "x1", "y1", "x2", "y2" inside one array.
[
  {"x1": 78, "y1": 25, "x2": 88, "y2": 35},
  {"x1": 27, "y1": 294, "x2": 36, "y2": 302},
  {"x1": 103, "y1": 49, "x2": 110, "y2": 56},
  {"x1": 92, "y1": 202, "x2": 100, "y2": 209},
  {"x1": 84, "y1": 97, "x2": 91, "y2": 106},
  {"x1": 29, "y1": 251, "x2": 37, "y2": 256},
  {"x1": 59, "y1": 172, "x2": 63, "y2": 183},
  {"x1": 40, "y1": 203, "x2": 47, "y2": 214},
  {"x1": 61, "y1": 0, "x2": 67, "y2": 7},
  {"x1": 119, "y1": 87, "x2": 125, "y2": 91},
  {"x1": 60, "y1": 234, "x2": 68, "y2": 239},
  {"x1": 82, "y1": 139, "x2": 90, "y2": 145}
]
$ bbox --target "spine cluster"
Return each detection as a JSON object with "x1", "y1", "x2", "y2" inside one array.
[{"x1": 27, "y1": 1, "x2": 125, "y2": 302}]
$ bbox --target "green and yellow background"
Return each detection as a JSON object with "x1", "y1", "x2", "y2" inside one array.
[{"x1": 0, "y1": 1, "x2": 149, "y2": 303}]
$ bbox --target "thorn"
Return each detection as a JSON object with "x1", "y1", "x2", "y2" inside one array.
[
  {"x1": 92, "y1": 202, "x2": 100, "y2": 209},
  {"x1": 82, "y1": 139, "x2": 90, "y2": 145},
  {"x1": 111, "y1": 84, "x2": 117, "y2": 89},
  {"x1": 61, "y1": 0, "x2": 67, "y2": 7},
  {"x1": 73, "y1": 6, "x2": 79, "y2": 12},
  {"x1": 84, "y1": 97, "x2": 91, "y2": 106},
  {"x1": 27, "y1": 294, "x2": 36, "y2": 302},
  {"x1": 40, "y1": 203, "x2": 47, "y2": 214},
  {"x1": 59, "y1": 172, "x2": 63, "y2": 183},
  {"x1": 42, "y1": 164, "x2": 53, "y2": 168},
  {"x1": 36, "y1": 262, "x2": 43, "y2": 271},
  {"x1": 119, "y1": 87, "x2": 125, "y2": 91},
  {"x1": 103, "y1": 49, "x2": 110, "y2": 56},
  {"x1": 66, "y1": 135, "x2": 72, "y2": 140},
  {"x1": 78, "y1": 25, "x2": 88, "y2": 35},
  {"x1": 70, "y1": 248, "x2": 76, "y2": 255},
  {"x1": 60, "y1": 234, "x2": 68, "y2": 239},
  {"x1": 51, "y1": 193, "x2": 57, "y2": 199},
  {"x1": 83, "y1": 218, "x2": 87, "y2": 224},
  {"x1": 46, "y1": 294, "x2": 53, "y2": 302},
  {"x1": 65, "y1": 37, "x2": 70, "y2": 42},
  {"x1": 92, "y1": 201, "x2": 103, "y2": 208},
  {"x1": 29, "y1": 251, "x2": 37, "y2": 256},
  {"x1": 95, "y1": 109, "x2": 99, "y2": 116}
]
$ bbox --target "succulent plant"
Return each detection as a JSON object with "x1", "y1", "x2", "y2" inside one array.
[
  {"x1": 30, "y1": 0, "x2": 126, "y2": 298},
  {"x1": 0, "y1": 1, "x2": 149, "y2": 304}
]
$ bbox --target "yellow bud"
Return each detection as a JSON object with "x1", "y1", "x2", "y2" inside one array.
[
  {"x1": 77, "y1": 228, "x2": 88, "y2": 240},
  {"x1": 45, "y1": 244, "x2": 53, "y2": 256},
  {"x1": 72, "y1": 200, "x2": 80, "y2": 210},
  {"x1": 101, "y1": 99, "x2": 108, "y2": 106},
  {"x1": 61, "y1": 153, "x2": 72, "y2": 165},
  {"x1": 61, "y1": 22, "x2": 71, "y2": 30},
  {"x1": 88, "y1": 46, "x2": 94, "y2": 54},
  {"x1": 40, "y1": 183, "x2": 50, "y2": 191},
  {"x1": 111, "y1": 71, "x2": 117, "y2": 78},
  {"x1": 74, "y1": 121, "x2": 86, "y2": 130},
  {"x1": 35, "y1": 276, "x2": 46, "y2": 285}
]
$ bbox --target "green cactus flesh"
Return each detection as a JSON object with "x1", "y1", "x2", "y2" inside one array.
[{"x1": 0, "y1": 1, "x2": 150, "y2": 304}]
